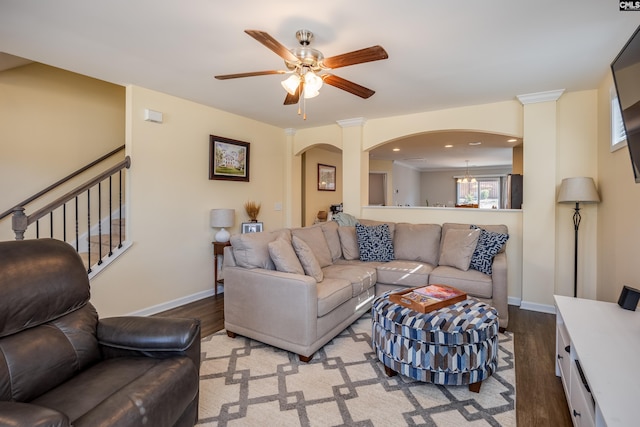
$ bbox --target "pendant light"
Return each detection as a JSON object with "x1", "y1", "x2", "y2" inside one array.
[{"x1": 457, "y1": 160, "x2": 476, "y2": 183}]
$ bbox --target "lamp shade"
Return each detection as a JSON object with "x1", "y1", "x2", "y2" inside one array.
[
  {"x1": 210, "y1": 209, "x2": 235, "y2": 227},
  {"x1": 557, "y1": 177, "x2": 600, "y2": 203}
]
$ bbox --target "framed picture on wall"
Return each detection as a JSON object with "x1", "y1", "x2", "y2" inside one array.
[
  {"x1": 209, "y1": 135, "x2": 250, "y2": 181},
  {"x1": 318, "y1": 163, "x2": 336, "y2": 191}
]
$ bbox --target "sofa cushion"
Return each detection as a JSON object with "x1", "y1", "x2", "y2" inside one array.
[
  {"x1": 231, "y1": 229, "x2": 290, "y2": 270},
  {"x1": 429, "y1": 266, "x2": 493, "y2": 299},
  {"x1": 442, "y1": 223, "x2": 509, "y2": 254},
  {"x1": 320, "y1": 221, "x2": 343, "y2": 262},
  {"x1": 355, "y1": 223, "x2": 394, "y2": 262},
  {"x1": 438, "y1": 228, "x2": 481, "y2": 271},
  {"x1": 375, "y1": 260, "x2": 433, "y2": 287},
  {"x1": 393, "y1": 223, "x2": 441, "y2": 265},
  {"x1": 358, "y1": 219, "x2": 396, "y2": 239},
  {"x1": 268, "y1": 237, "x2": 304, "y2": 275},
  {"x1": 317, "y1": 278, "x2": 359, "y2": 317},
  {"x1": 469, "y1": 225, "x2": 509, "y2": 275},
  {"x1": 291, "y1": 226, "x2": 333, "y2": 268},
  {"x1": 322, "y1": 264, "x2": 377, "y2": 297},
  {"x1": 292, "y1": 236, "x2": 324, "y2": 282},
  {"x1": 337, "y1": 226, "x2": 359, "y2": 260}
]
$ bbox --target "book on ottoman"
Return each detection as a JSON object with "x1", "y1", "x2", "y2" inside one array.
[{"x1": 389, "y1": 284, "x2": 467, "y2": 313}]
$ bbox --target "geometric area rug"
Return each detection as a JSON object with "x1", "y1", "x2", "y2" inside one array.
[{"x1": 196, "y1": 313, "x2": 516, "y2": 426}]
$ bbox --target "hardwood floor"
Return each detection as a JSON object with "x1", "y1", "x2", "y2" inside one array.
[{"x1": 158, "y1": 296, "x2": 573, "y2": 426}]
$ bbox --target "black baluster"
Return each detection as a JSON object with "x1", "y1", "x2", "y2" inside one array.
[
  {"x1": 108, "y1": 175, "x2": 113, "y2": 256},
  {"x1": 75, "y1": 197, "x2": 79, "y2": 252},
  {"x1": 97, "y1": 182, "x2": 102, "y2": 265},
  {"x1": 118, "y1": 170, "x2": 123, "y2": 249},
  {"x1": 87, "y1": 189, "x2": 91, "y2": 274},
  {"x1": 63, "y1": 203, "x2": 67, "y2": 242}
]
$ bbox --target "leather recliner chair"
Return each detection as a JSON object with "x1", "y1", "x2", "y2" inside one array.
[{"x1": 0, "y1": 239, "x2": 201, "y2": 427}]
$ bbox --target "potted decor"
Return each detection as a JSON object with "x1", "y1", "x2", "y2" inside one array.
[{"x1": 244, "y1": 200, "x2": 261, "y2": 222}]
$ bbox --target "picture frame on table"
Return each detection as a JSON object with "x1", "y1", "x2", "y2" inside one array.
[
  {"x1": 241, "y1": 222, "x2": 263, "y2": 233},
  {"x1": 317, "y1": 163, "x2": 336, "y2": 191},
  {"x1": 209, "y1": 135, "x2": 250, "y2": 181}
]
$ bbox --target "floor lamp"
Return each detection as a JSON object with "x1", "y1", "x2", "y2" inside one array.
[{"x1": 557, "y1": 177, "x2": 600, "y2": 297}]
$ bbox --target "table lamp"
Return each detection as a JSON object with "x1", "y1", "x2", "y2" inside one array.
[
  {"x1": 557, "y1": 177, "x2": 600, "y2": 297},
  {"x1": 210, "y1": 208, "x2": 235, "y2": 242}
]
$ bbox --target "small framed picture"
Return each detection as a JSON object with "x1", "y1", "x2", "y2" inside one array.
[
  {"x1": 209, "y1": 135, "x2": 250, "y2": 181},
  {"x1": 318, "y1": 163, "x2": 336, "y2": 191},
  {"x1": 241, "y1": 222, "x2": 263, "y2": 233}
]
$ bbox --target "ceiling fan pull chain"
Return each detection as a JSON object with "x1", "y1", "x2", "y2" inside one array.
[{"x1": 303, "y1": 92, "x2": 307, "y2": 120}]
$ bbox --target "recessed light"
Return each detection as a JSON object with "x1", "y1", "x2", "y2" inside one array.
[
  {"x1": 444, "y1": 144, "x2": 453, "y2": 148},
  {"x1": 468, "y1": 142, "x2": 482, "y2": 146},
  {"x1": 507, "y1": 138, "x2": 517, "y2": 143},
  {"x1": 392, "y1": 148, "x2": 400, "y2": 152}
]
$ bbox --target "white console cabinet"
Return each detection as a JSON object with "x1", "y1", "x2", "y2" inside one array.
[{"x1": 554, "y1": 295, "x2": 640, "y2": 427}]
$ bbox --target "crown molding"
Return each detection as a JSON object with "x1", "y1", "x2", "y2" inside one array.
[
  {"x1": 336, "y1": 117, "x2": 366, "y2": 128},
  {"x1": 517, "y1": 89, "x2": 565, "y2": 105}
]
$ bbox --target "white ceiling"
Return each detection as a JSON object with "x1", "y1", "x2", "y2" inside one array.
[{"x1": 0, "y1": 1, "x2": 638, "y2": 169}]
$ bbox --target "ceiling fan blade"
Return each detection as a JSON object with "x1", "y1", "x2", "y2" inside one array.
[
  {"x1": 284, "y1": 82, "x2": 302, "y2": 105},
  {"x1": 323, "y1": 74, "x2": 375, "y2": 99},
  {"x1": 215, "y1": 70, "x2": 286, "y2": 80},
  {"x1": 322, "y1": 45, "x2": 388, "y2": 69},
  {"x1": 245, "y1": 30, "x2": 299, "y2": 64}
]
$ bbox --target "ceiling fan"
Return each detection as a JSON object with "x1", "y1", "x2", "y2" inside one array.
[{"x1": 215, "y1": 29, "x2": 389, "y2": 109}]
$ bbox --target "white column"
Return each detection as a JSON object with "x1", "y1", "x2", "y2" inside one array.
[
  {"x1": 337, "y1": 118, "x2": 367, "y2": 217},
  {"x1": 284, "y1": 128, "x2": 301, "y2": 228},
  {"x1": 518, "y1": 89, "x2": 564, "y2": 311}
]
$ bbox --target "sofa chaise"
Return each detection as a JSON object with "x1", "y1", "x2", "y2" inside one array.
[{"x1": 224, "y1": 219, "x2": 509, "y2": 361}]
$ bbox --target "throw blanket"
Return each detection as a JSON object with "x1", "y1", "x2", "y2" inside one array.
[{"x1": 331, "y1": 212, "x2": 359, "y2": 226}]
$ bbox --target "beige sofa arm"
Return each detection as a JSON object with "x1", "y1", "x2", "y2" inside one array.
[
  {"x1": 224, "y1": 266, "x2": 319, "y2": 346},
  {"x1": 490, "y1": 251, "x2": 509, "y2": 329}
]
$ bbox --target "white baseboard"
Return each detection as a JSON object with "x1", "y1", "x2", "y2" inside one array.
[
  {"x1": 128, "y1": 288, "x2": 216, "y2": 317},
  {"x1": 508, "y1": 296, "x2": 521, "y2": 306},
  {"x1": 520, "y1": 300, "x2": 556, "y2": 314}
]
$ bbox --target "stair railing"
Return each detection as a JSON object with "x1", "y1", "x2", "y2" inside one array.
[{"x1": 1, "y1": 145, "x2": 130, "y2": 273}]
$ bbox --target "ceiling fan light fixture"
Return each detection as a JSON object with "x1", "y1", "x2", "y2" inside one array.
[
  {"x1": 303, "y1": 88, "x2": 320, "y2": 99},
  {"x1": 304, "y1": 71, "x2": 323, "y2": 92},
  {"x1": 281, "y1": 74, "x2": 300, "y2": 95}
]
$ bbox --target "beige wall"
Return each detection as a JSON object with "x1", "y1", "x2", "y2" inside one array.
[
  {"x1": 91, "y1": 85, "x2": 287, "y2": 316},
  {"x1": 3, "y1": 63, "x2": 619, "y2": 315},
  {"x1": 0, "y1": 63, "x2": 124, "y2": 241},
  {"x1": 597, "y1": 74, "x2": 640, "y2": 303},
  {"x1": 302, "y1": 146, "x2": 342, "y2": 226},
  {"x1": 555, "y1": 91, "x2": 599, "y2": 299}
]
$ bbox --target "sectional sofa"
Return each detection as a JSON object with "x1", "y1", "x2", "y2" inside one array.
[{"x1": 223, "y1": 219, "x2": 509, "y2": 361}]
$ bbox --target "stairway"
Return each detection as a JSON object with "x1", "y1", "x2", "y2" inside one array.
[{"x1": 78, "y1": 218, "x2": 126, "y2": 271}]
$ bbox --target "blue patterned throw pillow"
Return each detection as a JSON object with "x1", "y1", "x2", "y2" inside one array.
[
  {"x1": 469, "y1": 225, "x2": 509, "y2": 275},
  {"x1": 355, "y1": 223, "x2": 394, "y2": 262}
]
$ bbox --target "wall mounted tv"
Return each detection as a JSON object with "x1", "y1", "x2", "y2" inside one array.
[{"x1": 612, "y1": 25, "x2": 640, "y2": 183}]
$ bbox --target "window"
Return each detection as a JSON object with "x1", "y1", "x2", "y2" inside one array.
[
  {"x1": 456, "y1": 177, "x2": 502, "y2": 209},
  {"x1": 611, "y1": 88, "x2": 627, "y2": 152}
]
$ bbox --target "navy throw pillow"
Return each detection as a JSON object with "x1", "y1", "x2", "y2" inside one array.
[
  {"x1": 469, "y1": 225, "x2": 509, "y2": 275},
  {"x1": 355, "y1": 223, "x2": 394, "y2": 262}
]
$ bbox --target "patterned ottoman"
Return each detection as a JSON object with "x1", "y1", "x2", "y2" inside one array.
[{"x1": 371, "y1": 291, "x2": 500, "y2": 392}]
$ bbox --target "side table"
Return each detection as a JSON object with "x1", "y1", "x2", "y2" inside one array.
[{"x1": 212, "y1": 241, "x2": 231, "y2": 296}]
